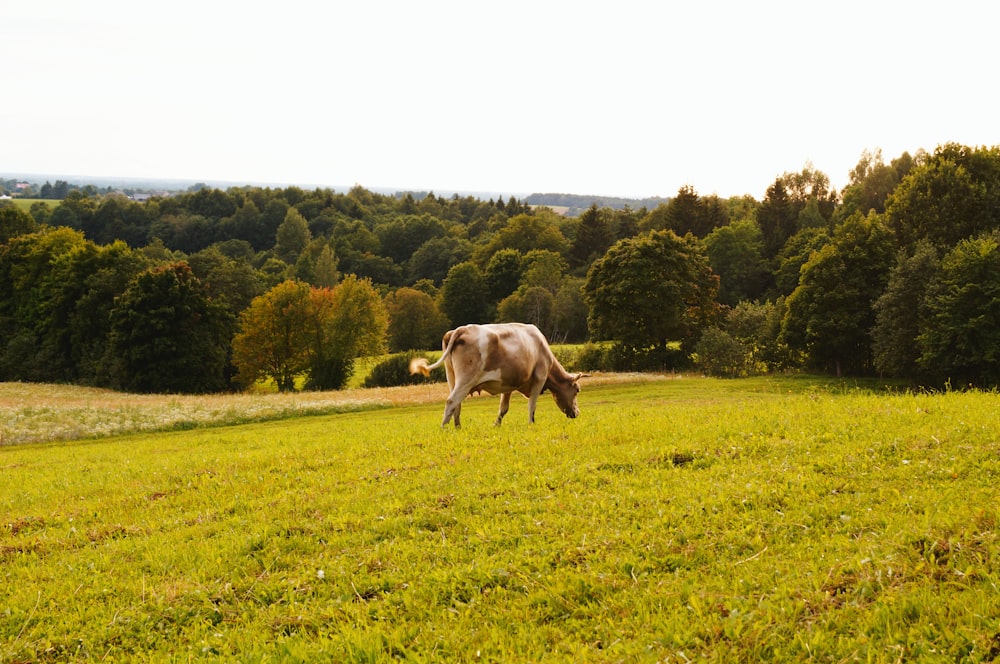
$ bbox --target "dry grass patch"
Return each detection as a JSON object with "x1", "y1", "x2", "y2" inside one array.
[{"x1": 0, "y1": 373, "x2": 668, "y2": 446}]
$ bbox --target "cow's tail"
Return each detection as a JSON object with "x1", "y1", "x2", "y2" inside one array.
[{"x1": 409, "y1": 328, "x2": 461, "y2": 377}]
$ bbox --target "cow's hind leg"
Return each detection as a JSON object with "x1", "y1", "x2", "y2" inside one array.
[
  {"x1": 494, "y1": 392, "x2": 512, "y2": 427},
  {"x1": 442, "y1": 384, "x2": 472, "y2": 428}
]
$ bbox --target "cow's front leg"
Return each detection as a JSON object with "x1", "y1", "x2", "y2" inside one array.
[
  {"x1": 526, "y1": 382, "x2": 545, "y2": 424},
  {"x1": 494, "y1": 392, "x2": 511, "y2": 427}
]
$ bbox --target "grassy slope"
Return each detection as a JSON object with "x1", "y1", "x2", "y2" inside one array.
[{"x1": 2, "y1": 376, "x2": 999, "y2": 661}]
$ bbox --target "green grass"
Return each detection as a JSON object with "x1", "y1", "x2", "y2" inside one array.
[
  {"x1": 5, "y1": 198, "x2": 54, "y2": 213},
  {"x1": 2, "y1": 375, "x2": 999, "y2": 661}
]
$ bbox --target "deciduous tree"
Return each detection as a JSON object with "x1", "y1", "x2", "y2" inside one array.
[
  {"x1": 305, "y1": 275, "x2": 388, "y2": 390},
  {"x1": 108, "y1": 263, "x2": 232, "y2": 393},
  {"x1": 232, "y1": 280, "x2": 313, "y2": 392},
  {"x1": 917, "y1": 233, "x2": 1000, "y2": 386},
  {"x1": 780, "y1": 213, "x2": 894, "y2": 375},
  {"x1": 385, "y1": 287, "x2": 449, "y2": 351},
  {"x1": 583, "y1": 230, "x2": 720, "y2": 351},
  {"x1": 872, "y1": 241, "x2": 939, "y2": 378},
  {"x1": 440, "y1": 261, "x2": 490, "y2": 326}
]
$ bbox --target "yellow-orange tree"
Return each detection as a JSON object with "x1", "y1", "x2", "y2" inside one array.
[{"x1": 232, "y1": 276, "x2": 387, "y2": 392}]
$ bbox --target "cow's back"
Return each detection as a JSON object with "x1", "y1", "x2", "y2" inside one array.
[{"x1": 449, "y1": 323, "x2": 553, "y2": 394}]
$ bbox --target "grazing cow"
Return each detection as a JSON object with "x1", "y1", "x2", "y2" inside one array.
[{"x1": 409, "y1": 322, "x2": 585, "y2": 427}]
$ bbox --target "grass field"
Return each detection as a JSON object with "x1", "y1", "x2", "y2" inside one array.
[
  {"x1": 5, "y1": 198, "x2": 54, "y2": 213},
  {"x1": 2, "y1": 375, "x2": 999, "y2": 662}
]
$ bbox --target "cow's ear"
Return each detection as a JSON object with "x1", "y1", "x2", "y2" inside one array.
[{"x1": 573, "y1": 372, "x2": 590, "y2": 382}]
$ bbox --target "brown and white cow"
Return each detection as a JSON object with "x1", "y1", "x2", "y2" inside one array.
[{"x1": 409, "y1": 322, "x2": 585, "y2": 427}]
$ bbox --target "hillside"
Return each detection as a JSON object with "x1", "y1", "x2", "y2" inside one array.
[{"x1": 525, "y1": 192, "x2": 669, "y2": 215}]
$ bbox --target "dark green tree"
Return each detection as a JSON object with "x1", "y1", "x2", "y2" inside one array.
[
  {"x1": 583, "y1": 230, "x2": 720, "y2": 351},
  {"x1": 384, "y1": 287, "x2": 449, "y2": 351},
  {"x1": 274, "y1": 208, "x2": 312, "y2": 264},
  {"x1": 408, "y1": 235, "x2": 474, "y2": 285},
  {"x1": 483, "y1": 248, "x2": 523, "y2": 303},
  {"x1": 642, "y1": 186, "x2": 728, "y2": 238},
  {"x1": 375, "y1": 214, "x2": 448, "y2": 266},
  {"x1": 917, "y1": 233, "x2": 1000, "y2": 386},
  {"x1": 108, "y1": 263, "x2": 232, "y2": 393},
  {"x1": 703, "y1": 219, "x2": 770, "y2": 306},
  {"x1": 440, "y1": 261, "x2": 490, "y2": 326},
  {"x1": 780, "y1": 213, "x2": 895, "y2": 375},
  {"x1": 0, "y1": 205, "x2": 38, "y2": 244},
  {"x1": 569, "y1": 204, "x2": 614, "y2": 269},
  {"x1": 757, "y1": 178, "x2": 798, "y2": 259},
  {"x1": 872, "y1": 241, "x2": 939, "y2": 379},
  {"x1": 0, "y1": 227, "x2": 89, "y2": 381},
  {"x1": 772, "y1": 227, "x2": 831, "y2": 297},
  {"x1": 885, "y1": 144, "x2": 1000, "y2": 250}
]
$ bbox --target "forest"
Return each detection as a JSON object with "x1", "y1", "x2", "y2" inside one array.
[{"x1": 1, "y1": 142, "x2": 999, "y2": 393}]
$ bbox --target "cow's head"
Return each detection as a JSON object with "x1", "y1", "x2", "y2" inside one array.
[{"x1": 551, "y1": 372, "x2": 587, "y2": 419}]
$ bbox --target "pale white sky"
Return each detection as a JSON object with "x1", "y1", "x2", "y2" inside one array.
[{"x1": 3, "y1": 1, "x2": 998, "y2": 199}]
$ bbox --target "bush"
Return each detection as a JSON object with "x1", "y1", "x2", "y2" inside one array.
[
  {"x1": 692, "y1": 327, "x2": 749, "y2": 377},
  {"x1": 363, "y1": 352, "x2": 446, "y2": 388},
  {"x1": 573, "y1": 342, "x2": 689, "y2": 373}
]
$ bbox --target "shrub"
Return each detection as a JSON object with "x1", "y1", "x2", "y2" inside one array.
[
  {"x1": 692, "y1": 327, "x2": 749, "y2": 377},
  {"x1": 363, "y1": 352, "x2": 446, "y2": 388},
  {"x1": 574, "y1": 342, "x2": 689, "y2": 373}
]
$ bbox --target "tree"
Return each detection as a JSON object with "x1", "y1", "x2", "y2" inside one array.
[
  {"x1": 726, "y1": 299, "x2": 785, "y2": 373},
  {"x1": 642, "y1": 186, "x2": 728, "y2": 238},
  {"x1": 440, "y1": 261, "x2": 490, "y2": 326},
  {"x1": 521, "y1": 249, "x2": 567, "y2": 293},
  {"x1": 375, "y1": 214, "x2": 447, "y2": 266},
  {"x1": 472, "y1": 212, "x2": 569, "y2": 262},
  {"x1": 305, "y1": 275, "x2": 388, "y2": 390},
  {"x1": 232, "y1": 280, "x2": 313, "y2": 392},
  {"x1": 0, "y1": 205, "x2": 38, "y2": 244},
  {"x1": 385, "y1": 287, "x2": 449, "y2": 351},
  {"x1": 483, "y1": 248, "x2": 523, "y2": 303},
  {"x1": 313, "y1": 244, "x2": 340, "y2": 288},
  {"x1": 692, "y1": 327, "x2": 748, "y2": 377},
  {"x1": 780, "y1": 213, "x2": 895, "y2": 375},
  {"x1": 569, "y1": 204, "x2": 614, "y2": 269},
  {"x1": 885, "y1": 144, "x2": 1000, "y2": 250},
  {"x1": 274, "y1": 208, "x2": 312, "y2": 264},
  {"x1": 917, "y1": 233, "x2": 1000, "y2": 386},
  {"x1": 187, "y1": 246, "x2": 266, "y2": 318},
  {"x1": 583, "y1": 230, "x2": 720, "y2": 351},
  {"x1": 408, "y1": 235, "x2": 473, "y2": 285},
  {"x1": 772, "y1": 227, "x2": 830, "y2": 297},
  {"x1": 220, "y1": 200, "x2": 266, "y2": 250},
  {"x1": 107, "y1": 263, "x2": 232, "y2": 393},
  {"x1": 757, "y1": 178, "x2": 797, "y2": 259},
  {"x1": 0, "y1": 227, "x2": 90, "y2": 381},
  {"x1": 552, "y1": 277, "x2": 589, "y2": 343},
  {"x1": 703, "y1": 219, "x2": 770, "y2": 306},
  {"x1": 498, "y1": 286, "x2": 555, "y2": 337},
  {"x1": 872, "y1": 241, "x2": 939, "y2": 378},
  {"x1": 836, "y1": 148, "x2": 911, "y2": 221}
]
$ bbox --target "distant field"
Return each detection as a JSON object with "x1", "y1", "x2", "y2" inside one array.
[
  {"x1": 5, "y1": 198, "x2": 53, "y2": 213},
  {"x1": 2, "y1": 375, "x2": 999, "y2": 661}
]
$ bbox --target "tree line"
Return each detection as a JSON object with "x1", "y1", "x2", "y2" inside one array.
[{"x1": 1, "y1": 142, "x2": 999, "y2": 393}]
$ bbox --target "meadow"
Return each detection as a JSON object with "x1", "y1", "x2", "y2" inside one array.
[{"x1": 2, "y1": 374, "x2": 999, "y2": 662}]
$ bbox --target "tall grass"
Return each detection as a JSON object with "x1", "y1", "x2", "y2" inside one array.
[{"x1": 2, "y1": 375, "x2": 999, "y2": 661}]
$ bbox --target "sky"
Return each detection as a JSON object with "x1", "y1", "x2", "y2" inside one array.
[{"x1": 3, "y1": 1, "x2": 999, "y2": 200}]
